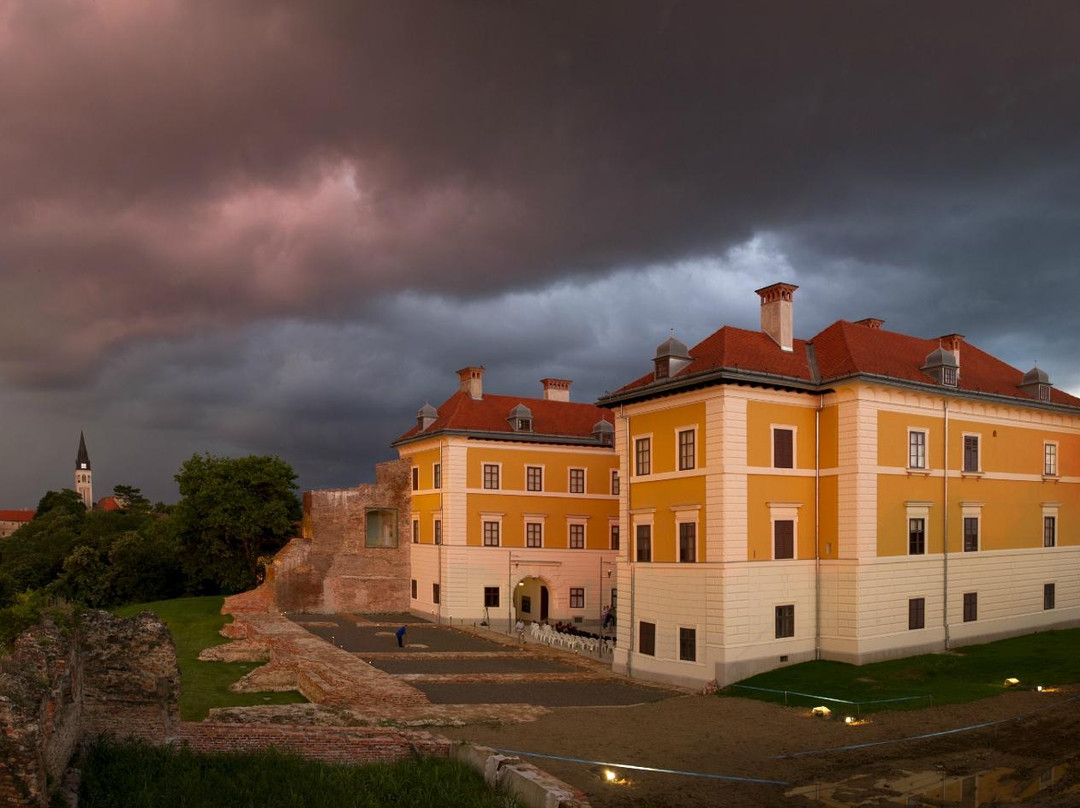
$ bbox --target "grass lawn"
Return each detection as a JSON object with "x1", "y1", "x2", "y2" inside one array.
[
  {"x1": 114, "y1": 596, "x2": 306, "y2": 721},
  {"x1": 79, "y1": 738, "x2": 516, "y2": 808},
  {"x1": 726, "y1": 628, "x2": 1080, "y2": 713}
]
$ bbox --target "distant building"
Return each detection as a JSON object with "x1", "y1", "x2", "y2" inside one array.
[
  {"x1": 394, "y1": 368, "x2": 619, "y2": 625},
  {"x1": 599, "y1": 282, "x2": 1080, "y2": 688},
  {"x1": 0, "y1": 509, "x2": 34, "y2": 538},
  {"x1": 75, "y1": 432, "x2": 93, "y2": 509}
]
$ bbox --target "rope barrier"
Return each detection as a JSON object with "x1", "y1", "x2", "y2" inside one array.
[{"x1": 491, "y1": 747, "x2": 790, "y2": 786}]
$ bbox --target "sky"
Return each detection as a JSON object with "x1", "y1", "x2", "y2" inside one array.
[{"x1": 2, "y1": 1, "x2": 1080, "y2": 506}]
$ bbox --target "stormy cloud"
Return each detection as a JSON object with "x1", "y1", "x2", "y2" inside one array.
[{"x1": 3, "y1": 1, "x2": 1079, "y2": 503}]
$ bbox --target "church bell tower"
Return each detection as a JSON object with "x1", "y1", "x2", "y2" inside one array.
[{"x1": 75, "y1": 432, "x2": 93, "y2": 509}]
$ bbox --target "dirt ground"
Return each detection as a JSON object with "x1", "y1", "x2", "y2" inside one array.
[{"x1": 441, "y1": 687, "x2": 1080, "y2": 807}]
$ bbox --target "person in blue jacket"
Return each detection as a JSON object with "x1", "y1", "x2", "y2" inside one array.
[{"x1": 395, "y1": 625, "x2": 407, "y2": 648}]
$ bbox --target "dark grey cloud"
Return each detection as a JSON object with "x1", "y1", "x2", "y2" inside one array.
[{"x1": 2, "y1": 1, "x2": 1080, "y2": 503}]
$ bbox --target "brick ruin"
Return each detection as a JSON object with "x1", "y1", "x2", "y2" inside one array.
[
  {"x1": 226, "y1": 458, "x2": 412, "y2": 615},
  {"x1": 0, "y1": 610, "x2": 180, "y2": 807}
]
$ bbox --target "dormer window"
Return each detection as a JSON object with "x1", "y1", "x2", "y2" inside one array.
[
  {"x1": 653, "y1": 334, "x2": 692, "y2": 381},
  {"x1": 592, "y1": 419, "x2": 614, "y2": 446},
  {"x1": 508, "y1": 403, "x2": 533, "y2": 432},
  {"x1": 921, "y1": 347, "x2": 959, "y2": 387},
  {"x1": 1019, "y1": 365, "x2": 1052, "y2": 402}
]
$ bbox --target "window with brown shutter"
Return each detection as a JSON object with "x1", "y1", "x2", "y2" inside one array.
[
  {"x1": 774, "y1": 520, "x2": 795, "y2": 559},
  {"x1": 773, "y1": 429, "x2": 794, "y2": 469},
  {"x1": 639, "y1": 621, "x2": 656, "y2": 655}
]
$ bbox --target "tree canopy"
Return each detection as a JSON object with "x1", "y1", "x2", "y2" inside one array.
[{"x1": 173, "y1": 453, "x2": 301, "y2": 594}]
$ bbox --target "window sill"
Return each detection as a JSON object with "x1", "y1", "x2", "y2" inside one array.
[
  {"x1": 906, "y1": 468, "x2": 931, "y2": 476},
  {"x1": 960, "y1": 470, "x2": 984, "y2": 478},
  {"x1": 1042, "y1": 474, "x2": 1060, "y2": 482}
]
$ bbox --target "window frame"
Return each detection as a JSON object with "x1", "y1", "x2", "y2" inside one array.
[
  {"x1": 526, "y1": 465, "x2": 544, "y2": 492},
  {"x1": 433, "y1": 462, "x2": 442, "y2": 489},
  {"x1": 962, "y1": 433, "x2": 981, "y2": 473},
  {"x1": 962, "y1": 515, "x2": 979, "y2": 553},
  {"x1": 412, "y1": 518, "x2": 420, "y2": 545},
  {"x1": 635, "y1": 523, "x2": 652, "y2": 562},
  {"x1": 568, "y1": 522, "x2": 586, "y2": 549},
  {"x1": 432, "y1": 583, "x2": 440, "y2": 604},
  {"x1": 963, "y1": 592, "x2": 978, "y2": 622},
  {"x1": 610, "y1": 522, "x2": 620, "y2": 551},
  {"x1": 610, "y1": 469, "x2": 620, "y2": 496},
  {"x1": 569, "y1": 587, "x2": 585, "y2": 609},
  {"x1": 679, "y1": 627, "x2": 696, "y2": 662},
  {"x1": 908, "y1": 516, "x2": 926, "y2": 555},
  {"x1": 775, "y1": 604, "x2": 795, "y2": 639},
  {"x1": 677, "y1": 427, "x2": 697, "y2": 471},
  {"x1": 411, "y1": 579, "x2": 417, "y2": 599},
  {"x1": 484, "y1": 586, "x2": 500, "y2": 608},
  {"x1": 568, "y1": 467, "x2": 586, "y2": 494},
  {"x1": 634, "y1": 436, "x2": 652, "y2": 476},
  {"x1": 526, "y1": 521, "x2": 543, "y2": 548},
  {"x1": 433, "y1": 518, "x2": 442, "y2": 545},
  {"x1": 1044, "y1": 442, "x2": 1059, "y2": 477},
  {"x1": 1044, "y1": 582, "x2": 1056, "y2": 610},
  {"x1": 908, "y1": 428, "x2": 928, "y2": 470},
  {"x1": 482, "y1": 463, "x2": 501, "y2": 490},
  {"x1": 483, "y1": 520, "x2": 501, "y2": 547},
  {"x1": 639, "y1": 621, "x2": 656, "y2": 656},
  {"x1": 773, "y1": 519, "x2": 795, "y2": 560},
  {"x1": 771, "y1": 425, "x2": 796, "y2": 469},
  {"x1": 412, "y1": 466, "x2": 420, "y2": 491},
  {"x1": 678, "y1": 521, "x2": 697, "y2": 563},
  {"x1": 908, "y1": 597, "x2": 925, "y2": 630},
  {"x1": 1044, "y1": 514, "x2": 1057, "y2": 548}
]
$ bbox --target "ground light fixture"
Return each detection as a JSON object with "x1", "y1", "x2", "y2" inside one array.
[
  {"x1": 1004, "y1": 677, "x2": 1020, "y2": 687},
  {"x1": 600, "y1": 768, "x2": 630, "y2": 786},
  {"x1": 811, "y1": 706, "x2": 831, "y2": 718}
]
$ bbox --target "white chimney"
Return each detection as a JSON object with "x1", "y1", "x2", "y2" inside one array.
[
  {"x1": 755, "y1": 282, "x2": 798, "y2": 352},
  {"x1": 541, "y1": 378, "x2": 572, "y2": 401},
  {"x1": 457, "y1": 366, "x2": 484, "y2": 400}
]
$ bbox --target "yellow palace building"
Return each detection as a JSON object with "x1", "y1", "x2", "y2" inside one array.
[
  {"x1": 393, "y1": 368, "x2": 619, "y2": 626},
  {"x1": 598, "y1": 283, "x2": 1080, "y2": 688}
]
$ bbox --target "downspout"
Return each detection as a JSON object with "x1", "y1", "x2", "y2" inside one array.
[
  {"x1": 943, "y1": 399, "x2": 950, "y2": 649},
  {"x1": 624, "y1": 405, "x2": 635, "y2": 678},
  {"x1": 815, "y1": 394, "x2": 823, "y2": 661}
]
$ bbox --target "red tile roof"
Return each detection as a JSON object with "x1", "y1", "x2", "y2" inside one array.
[
  {"x1": 96, "y1": 496, "x2": 121, "y2": 512},
  {"x1": 0, "y1": 509, "x2": 35, "y2": 523},
  {"x1": 395, "y1": 391, "x2": 613, "y2": 445},
  {"x1": 609, "y1": 320, "x2": 1080, "y2": 409}
]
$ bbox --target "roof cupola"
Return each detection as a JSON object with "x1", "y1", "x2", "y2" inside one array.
[{"x1": 653, "y1": 332, "x2": 692, "y2": 380}]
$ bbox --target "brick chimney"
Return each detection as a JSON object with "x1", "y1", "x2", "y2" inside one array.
[
  {"x1": 939, "y1": 333, "x2": 963, "y2": 368},
  {"x1": 457, "y1": 366, "x2": 484, "y2": 400},
  {"x1": 856, "y1": 318, "x2": 884, "y2": 329},
  {"x1": 755, "y1": 282, "x2": 799, "y2": 352},
  {"x1": 541, "y1": 378, "x2": 572, "y2": 402}
]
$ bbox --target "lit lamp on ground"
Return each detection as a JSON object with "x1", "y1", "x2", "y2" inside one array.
[{"x1": 1004, "y1": 677, "x2": 1020, "y2": 687}]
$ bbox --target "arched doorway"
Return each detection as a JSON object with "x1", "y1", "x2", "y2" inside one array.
[{"x1": 514, "y1": 576, "x2": 550, "y2": 623}]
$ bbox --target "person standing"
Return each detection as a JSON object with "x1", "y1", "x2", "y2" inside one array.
[{"x1": 395, "y1": 625, "x2": 407, "y2": 648}]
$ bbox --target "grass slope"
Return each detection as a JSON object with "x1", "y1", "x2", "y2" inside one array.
[
  {"x1": 80, "y1": 739, "x2": 516, "y2": 808},
  {"x1": 114, "y1": 596, "x2": 305, "y2": 721},
  {"x1": 727, "y1": 628, "x2": 1080, "y2": 712}
]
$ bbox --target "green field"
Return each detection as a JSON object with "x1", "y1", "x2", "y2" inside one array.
[
  {"x1": 726, "y1": 628, "x2": 1080, "y2": 713},
  {"x1": 114, "y1": 596, "x2": 306, "y2": 721},
  {"x1": 79, "y1": 739, "x2": 517, "y2": 808}
]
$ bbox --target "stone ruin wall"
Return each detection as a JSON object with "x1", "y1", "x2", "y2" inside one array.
[
  {"x1": 0, "y1": 611, "x2": 180, "y2": 807},
  {"x1": 227, "y1": 458, "x2": 412, "y2": 615}
]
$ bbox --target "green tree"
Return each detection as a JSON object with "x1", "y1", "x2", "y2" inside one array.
[
  {"x1": 173, "y1": 453, "x2": 301, "y2": 594},
  {"x1": 36, "y1": 488, "x2": 87, "y2": 518},
  {"x1": 112, "y1": 484, "x2": 151, "y2": 513}
]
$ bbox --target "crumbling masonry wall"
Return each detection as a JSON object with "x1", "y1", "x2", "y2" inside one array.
[
  {"x1": 227, "y1": 459, "x2": 412, "y2": 615},
  {"x1": 0, "y1": 611, "x2": 179, "y2": 807}
]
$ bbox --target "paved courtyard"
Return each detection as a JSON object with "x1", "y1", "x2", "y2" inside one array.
[{"x1": 288, "y1": 612, "x2": 676, "y2": 709}]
